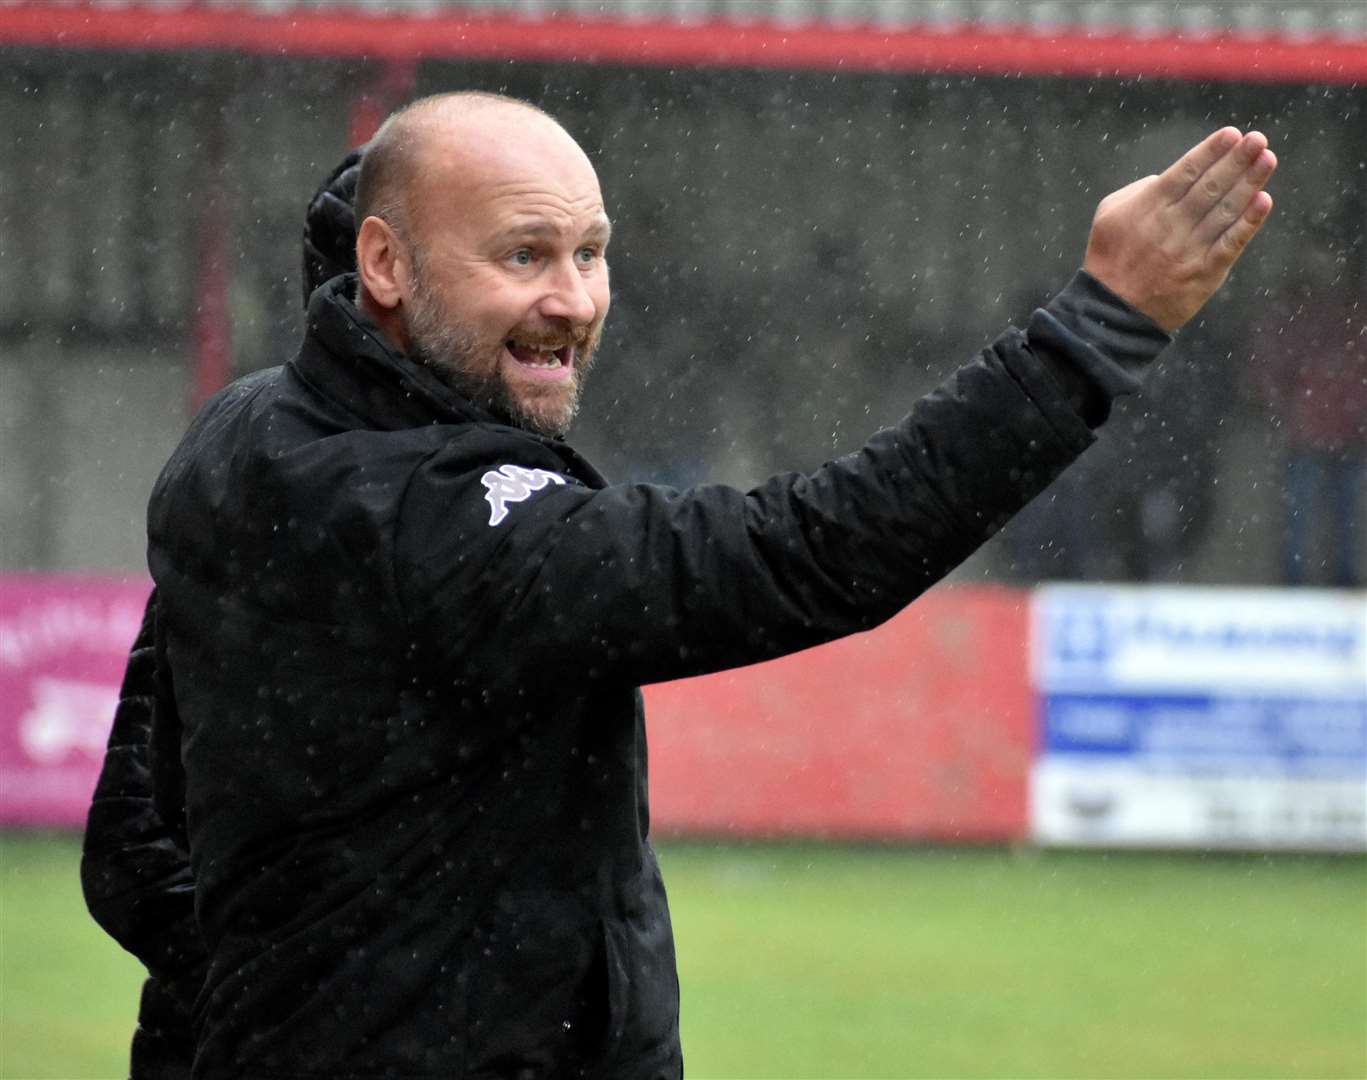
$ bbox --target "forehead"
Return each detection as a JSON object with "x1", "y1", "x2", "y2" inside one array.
[
  {"x1": 480, "y1": 197, "x2": 611, "y2": 249},
  {"x1": 415, "y1": 111, "x2": 607, "y2": 239}
]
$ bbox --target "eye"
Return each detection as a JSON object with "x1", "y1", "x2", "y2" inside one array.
[
  {"x1": 509, "y1": 249, "x2": 533, "y2": 267},
  {"x1": 576, "y1": 246, "x2": 599, "y2": 265}
]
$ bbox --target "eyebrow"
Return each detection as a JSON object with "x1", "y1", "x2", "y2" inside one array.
[
  {"x1": 496, "y1": 217, "x2": 613, "y2": 246},
  {"x1": 585, "y1": 218, "x2": 613, "y2": 246}
]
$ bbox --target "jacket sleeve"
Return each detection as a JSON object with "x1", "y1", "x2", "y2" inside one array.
[
  {"x1": 395, "y1": 273, "x2": 1169, "y2": 689},
  {"x1": 81, "y1": 590, "x2": 207, "y2": 1022}
]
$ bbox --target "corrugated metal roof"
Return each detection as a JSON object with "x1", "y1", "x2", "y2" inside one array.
[{"x1": 49, "y1": 0, "x2": 1367, "y2": 38}]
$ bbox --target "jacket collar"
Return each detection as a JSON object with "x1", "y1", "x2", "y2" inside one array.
[
  {"x1": 293, "y1": 273, "x2": 501, "y2": 432},
  {"x1": 291, "y1": 275, "x2": 608, "y2": 486}
]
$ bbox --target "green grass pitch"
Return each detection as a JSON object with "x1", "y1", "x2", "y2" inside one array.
[{"x1": 2, "y1": 833, "x2": 1363, "y2": 1078}]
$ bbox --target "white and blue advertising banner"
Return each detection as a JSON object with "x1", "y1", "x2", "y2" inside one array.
[{"x1": 1030, "y1": 586, "x2": 1367, "y2": 851}]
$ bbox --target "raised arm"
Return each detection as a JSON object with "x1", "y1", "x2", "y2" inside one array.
[{"x1": 396, "y1": 129, "x2": 1275, "y2": 691}]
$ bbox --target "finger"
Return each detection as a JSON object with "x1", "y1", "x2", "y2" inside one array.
[
  {"x1": 1210, "y1": 190, "x2": 1274, "y2": 271},
  {"x1": 1178, "y1": 130, "x2": 1270, "y2": 222},
  {"x1": 1193, "y1": 147, "x2": 1277, "y2": 245},
  {"x1": 1155, "y1": 126, "x2": 1242, "y2": 201}
]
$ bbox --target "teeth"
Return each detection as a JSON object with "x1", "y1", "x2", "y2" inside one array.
[{"x1": 510, "y1": 343, "x2": 565, "y2": 369}]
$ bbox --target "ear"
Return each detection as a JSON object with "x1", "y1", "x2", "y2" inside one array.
[{"x1": 356, "y1": 215, "x2": 408, "y2": 311}]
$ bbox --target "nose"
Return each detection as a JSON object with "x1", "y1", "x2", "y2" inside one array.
[{"x1": 538, "y1": 257, "x2": 598, "y2": 328}]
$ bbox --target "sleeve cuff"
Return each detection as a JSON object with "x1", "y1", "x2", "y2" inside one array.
[{"x1": 1028, "y1": 269, "x2": 1173, "y2": 427}]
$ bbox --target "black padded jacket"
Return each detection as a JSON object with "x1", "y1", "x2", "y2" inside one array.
[{"x1": 89, "y1": 269, "x2": 1166, "y2": 1079}]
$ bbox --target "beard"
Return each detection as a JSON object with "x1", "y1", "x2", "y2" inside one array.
[{"x1": 402, "y1": 253, "x2": 600, "y2": 440}]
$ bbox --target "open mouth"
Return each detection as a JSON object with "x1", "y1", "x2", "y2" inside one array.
[{"x1": 505, "y1": 340, "x2": 574, "y2": 376}]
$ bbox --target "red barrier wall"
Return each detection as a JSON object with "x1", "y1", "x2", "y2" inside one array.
[
  {"x1": 645, "y1": 585, "x2": 1033, "y2": 842},
  {"x1": 1, "y1": 576, "x2": 1033, "y2": 840}
]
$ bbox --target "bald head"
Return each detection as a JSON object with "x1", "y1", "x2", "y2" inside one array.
[
  {"x1": 350, "y1": 90, "x2": 611, "y2": 438},
  {"x1": 355, "y1": 92, "x2": 566, "y2": 239}
]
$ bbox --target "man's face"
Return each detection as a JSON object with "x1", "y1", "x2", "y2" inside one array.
[{"x1": 395, "y1": 119, "x2": 611, "y2": 439}]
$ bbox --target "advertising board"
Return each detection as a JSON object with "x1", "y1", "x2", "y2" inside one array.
[
  {"x1": 1030, "y1": 585, "x2": 1367, "y2": 851},
  {"x1": 0, "y1": 575, "x2": 149, "y2": 826}
]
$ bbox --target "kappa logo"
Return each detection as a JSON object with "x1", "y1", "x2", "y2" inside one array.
[{"x1": 481, "y1": 464, "x2": 567, "y2": 526}]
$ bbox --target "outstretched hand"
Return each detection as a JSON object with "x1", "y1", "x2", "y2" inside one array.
[{"x1": 1083, "y1": 127, "x2": 1276, "y2": 332}]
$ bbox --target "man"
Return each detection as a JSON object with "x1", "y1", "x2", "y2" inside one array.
[{"x1": 89, "y1": 91, "x2": 1275, "y2": 1078}]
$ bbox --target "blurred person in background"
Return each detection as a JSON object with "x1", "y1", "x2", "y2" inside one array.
[
  {"x1": 83, "y1": 92, "x2": 1275, "y2": 1079},
  {"x1": 1248, "y1": 243, "x2": 1365, "y2": 588},
  {"x1": 999, "y1": 282, "x2": 1229, "y2": 586}
]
